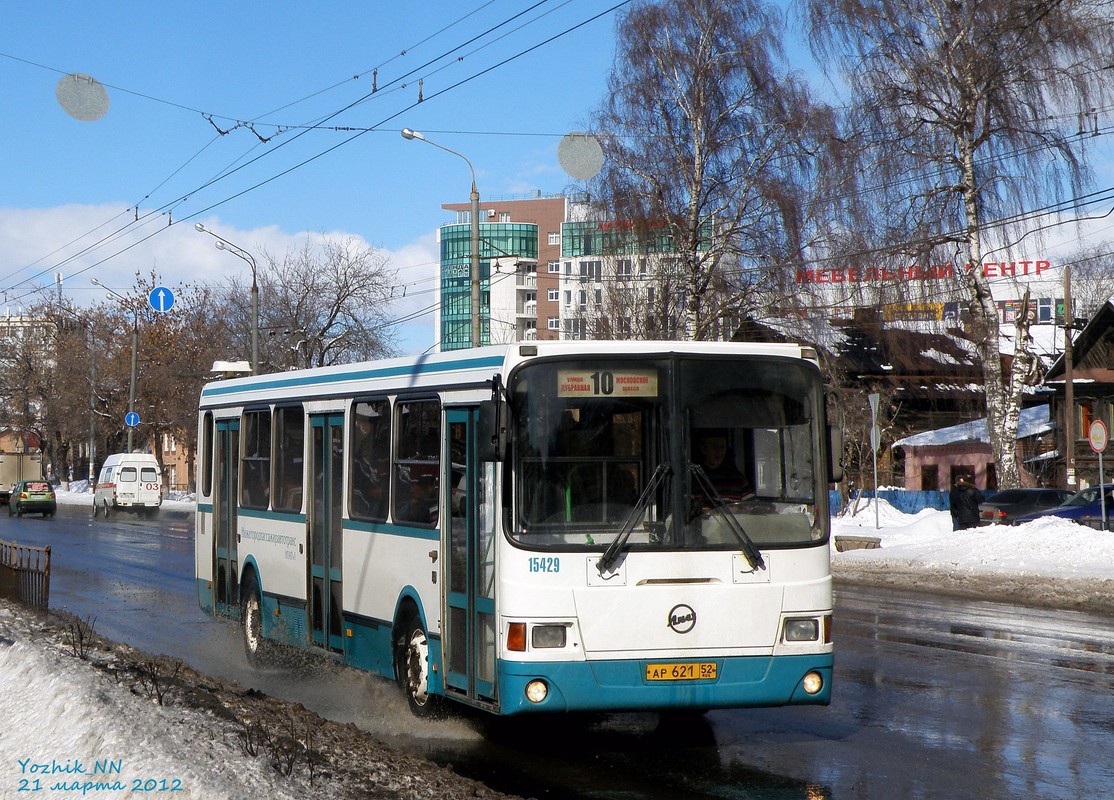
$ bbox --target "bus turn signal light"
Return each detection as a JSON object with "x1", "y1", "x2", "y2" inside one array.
[{"x1": 507, "y1": 622, "x2": 526, "y2": 652}]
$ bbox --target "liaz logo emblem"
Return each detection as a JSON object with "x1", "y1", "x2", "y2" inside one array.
[{"x1": 668, "y1": 604, "x2": 696, "y2": 634}]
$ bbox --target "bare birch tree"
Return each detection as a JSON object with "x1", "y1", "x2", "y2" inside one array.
[
  {"x1": 805, "y1": 0, "x2": 1114, "y2": 487},
  {"x1": 590, "y1": 0, "x2": 839, "y2": 341}
]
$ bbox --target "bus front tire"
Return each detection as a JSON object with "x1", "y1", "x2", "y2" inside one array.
[
  {"x1": 241, "y1": 580, "x2": 272, "y2": 665},
  {"x1": 396, "y1": 617, "x2": 443, "y2": 718}
]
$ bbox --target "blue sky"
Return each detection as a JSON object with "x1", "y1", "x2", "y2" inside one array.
[
  {"x1": 0, "y1": 1, "x2": 626, "y2": 354},
  {"x1": 3, "y1": 1, "x2": 1110, "y2": 361}
]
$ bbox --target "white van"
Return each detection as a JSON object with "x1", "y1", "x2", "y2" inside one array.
[{"x1": 94, "y1": 453, "x2": 163, "y2": 518}]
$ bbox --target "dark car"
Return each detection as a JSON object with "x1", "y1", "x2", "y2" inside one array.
[
  {"x1": 1015, "y1": 484, "x2": 1114, "y2": 529},
  {"x1": 978, "y1": 488, "x2": 1073, "y2": 526},
  {"x1": 7, "y1": 480, "x2": 57, "y2": 517}
]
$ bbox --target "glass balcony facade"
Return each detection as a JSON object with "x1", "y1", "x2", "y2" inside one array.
[
  {"x1": 440, "y1": 223, "x2": 539, "y2": 351},
  {"x1": 561, "y1": 220, "x2": 711, "y2": 257}
]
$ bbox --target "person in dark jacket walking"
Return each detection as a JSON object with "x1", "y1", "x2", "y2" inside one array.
[{"x1": 949, "y1": 476, "x2": 984, "y2": 530}]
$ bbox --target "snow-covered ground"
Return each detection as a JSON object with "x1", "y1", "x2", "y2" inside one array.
[
  {"x1": 1, "y1": 489, "x2": 1111, "y2": 798},
  {"x1": 832, "y1": 497, "x2": 1114, "y2": 610}
]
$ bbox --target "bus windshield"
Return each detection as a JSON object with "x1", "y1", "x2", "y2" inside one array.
[{"x1": 508, "y1": 355, "x2": 826, "y2": 552}]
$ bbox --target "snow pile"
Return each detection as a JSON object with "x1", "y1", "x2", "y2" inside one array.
[
  {"x1": 0, "y1": 607, "x2": 313, "y2": 800},
  {"x1": 0, "y1": 605, "x2": 516, "y2": 800},
  {"x1": 833, "y1": 498, "x2": 1114, "y2": 609}
]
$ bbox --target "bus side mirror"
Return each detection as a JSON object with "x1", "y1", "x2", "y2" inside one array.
[
  {"x1": 828, "y1": 425, "x2": 844, "y2": 483},
  {"x1": 478, "y1": 400, "x2": 506, "y2": 462}
]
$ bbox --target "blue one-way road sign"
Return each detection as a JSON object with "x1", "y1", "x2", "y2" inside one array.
[{"x1": 149, "y1": 286, "x2": 175, "y2": 313}]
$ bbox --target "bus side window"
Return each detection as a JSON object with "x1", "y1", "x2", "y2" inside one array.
[
  {"x1": 393, "y1": 399, "x2": 441, "y2": 526},
  {"x1": 350, "y1": 399, "x2": 390, "y2": 522},
  {"x1": 241, "y1": 408, "x2": 272, "y2": 510},
  {"x1": 273, "y1": 405, "x2": 305, "y2": 513}
]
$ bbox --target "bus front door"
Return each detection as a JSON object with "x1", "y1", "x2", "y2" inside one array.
[
  {"x1": 214, "y1": 419, "x2": 239, "y2": 614},
  {"x1": 444, "y1": 408, "x2": 497, "y2": 706},
  {"x1": 309, "y1": 413, "x2": 345, "y2": 652}
]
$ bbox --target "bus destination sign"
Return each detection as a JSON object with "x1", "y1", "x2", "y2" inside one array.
[{"x1": 558, "y1": 369, "x2": 659, "y2": 398}]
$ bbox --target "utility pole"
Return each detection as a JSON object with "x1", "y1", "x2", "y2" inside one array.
[{"x1": 1064, "y1": 267, "x2": 1075, "y2": 487}]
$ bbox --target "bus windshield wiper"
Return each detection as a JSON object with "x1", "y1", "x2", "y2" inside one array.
[
  {"x1": 596, "y1": 462, "x2": 670, "y2": 576},
  {"x1": 690, "y1": 465, "x2": 766, "y2": 572}
]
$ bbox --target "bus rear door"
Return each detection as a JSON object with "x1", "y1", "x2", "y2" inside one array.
[{"x1": 214, "y1": 419, "x2": 239, "y2": 614}]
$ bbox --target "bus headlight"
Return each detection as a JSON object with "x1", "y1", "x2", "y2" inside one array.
[
  {"x1": 783, "y1": 617, "x2": 820, "y2": 642},
  {"x1": 525, "y1": 679, "x2": 549, "y2": 704},
  {"x1": 531, "y1": 625, "x2": 567, "y2": 649}
]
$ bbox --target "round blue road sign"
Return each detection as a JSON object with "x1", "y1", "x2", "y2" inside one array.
[
  {"x1": 125, "y1": 411, "x2": 141, "y2": 427},
  {"x1": 148, "y1": 286, "x2": 175, "y2": 313}
]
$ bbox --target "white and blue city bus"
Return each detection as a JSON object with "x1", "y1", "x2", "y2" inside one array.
[{"x1": 195, "y1": 340, "x2": 837, "y2": 716}]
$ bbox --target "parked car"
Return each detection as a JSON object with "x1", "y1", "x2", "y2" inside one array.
[
  {"x1": 978, "y1": 488, "x2": 1073, "y2": 525},
  {"x1": 7, "y1": 480, "x2": 57, "y2": 517},
  {"x1": 1015, "y1": 484, "x2": 1114, "y2": 529}
]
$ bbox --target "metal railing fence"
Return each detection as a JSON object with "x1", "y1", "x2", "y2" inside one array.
[{"x1": 0, "y1": 538, "x2": 51, "y2": 609}]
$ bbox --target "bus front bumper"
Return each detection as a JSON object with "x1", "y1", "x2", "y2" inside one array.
[{"x1": 495, "y1": 652, "x2": 833, "y2": 715}]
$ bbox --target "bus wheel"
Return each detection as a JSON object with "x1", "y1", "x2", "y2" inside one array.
[
  {"x1": 241, "y1": 578, "x2": 271, "y2": 665},
  {"x1": 396, "y1": 617, "x2": 443, "y2": 718},
  {"x1": 102, "y1": 501, "x2": 111, "y2": 518}
]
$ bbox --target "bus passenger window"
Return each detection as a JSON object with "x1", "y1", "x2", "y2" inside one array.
[
  {"x1": 350, "y1": 399, "x2": 390, "y2": 522},
  {"x1": 393, "y1": 399, "x2": 441, "y2": 526},
  {"x1": 241, "y1": 409, "x2": 271, "y2": 510},
  {"x1": 273, "y1": 405, "x2": 304, "y2": 513}
]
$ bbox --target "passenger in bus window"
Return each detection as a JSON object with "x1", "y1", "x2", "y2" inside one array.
[
  {"x1": 695, "y1": 429, "x2": 753, "y2": 499},
  {"x1": 399, "y1": 473, "x2": 438, "y2": 525}
]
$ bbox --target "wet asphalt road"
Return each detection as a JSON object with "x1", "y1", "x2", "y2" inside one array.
[{"x1": 5, "y1": 504, "x2": 1113, "y2": 799}]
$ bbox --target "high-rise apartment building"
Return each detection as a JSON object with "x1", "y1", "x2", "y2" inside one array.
[{"x1": 437, "y1": 194, "x2": 567, "y2": 351}]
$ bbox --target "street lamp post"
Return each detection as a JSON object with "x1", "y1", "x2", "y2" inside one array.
[
  {"x1": 195, "y1": 223, "x2": 259, "y2": 375},
  {"x1": 401, "y1": 128, "x2": 482, "y2": 349},
  {"x1": 91, "y1": 278, "x2": 138, "y2": 453}
]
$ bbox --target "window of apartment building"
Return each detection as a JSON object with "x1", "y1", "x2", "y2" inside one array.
[
  {"x1": 548, "y1": 288, "x2": 559, "y2": 301},
  {"x1": 548, "y1": 316, "x2": 560, "y2": 330},
  {"x1": 580, "y1": 260, "x2": 602, "y2": 282},
  {"x1": 595, "y1": 288, "x2": 602, "y2": 305},
  {"x1": 639, "y1": 258, "x2": 648, "y2": 276},
  {"x1": 564, "y1": 261, "x2": 573, "y2": 275},
  {"x1": 548, "y1": 232, "x2": 560, "y2": 245},
  {"x1": 564, "y1": 318, "x2": 586, "y2": 340},
  {"x1": 564, "y1": 291, "x2": 572, "y2": 306},
  {"x1": 618, "y1": 259, "x2": 632, "y2": 277},
  {"x1": 548, "y1": 260, "x2": 561, "y2": 273},
  {"x1": 499, "y1": 212, "x2": 511, "y2": 223},
  {"x1": 578, "y1": 290, "x2": 587, "y2": 309}
]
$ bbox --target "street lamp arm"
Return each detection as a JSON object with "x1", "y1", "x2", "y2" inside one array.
[
  {"x1": 401, "y1": 127, "x2": 482, "y2": 348},
  {"x1": 194, "y1": 223, "x2": 258, "y2": 278},
  {"x1": 194, "y1": 223, "x2": 260, "y2": 375},
  {"x1": 401, "y1": 129, "x2": 477, "y2": 189}
]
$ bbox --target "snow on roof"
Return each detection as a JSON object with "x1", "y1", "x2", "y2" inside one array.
[{"x1": 893, "y1": 404, "x2": 1053, "y2": 448}]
